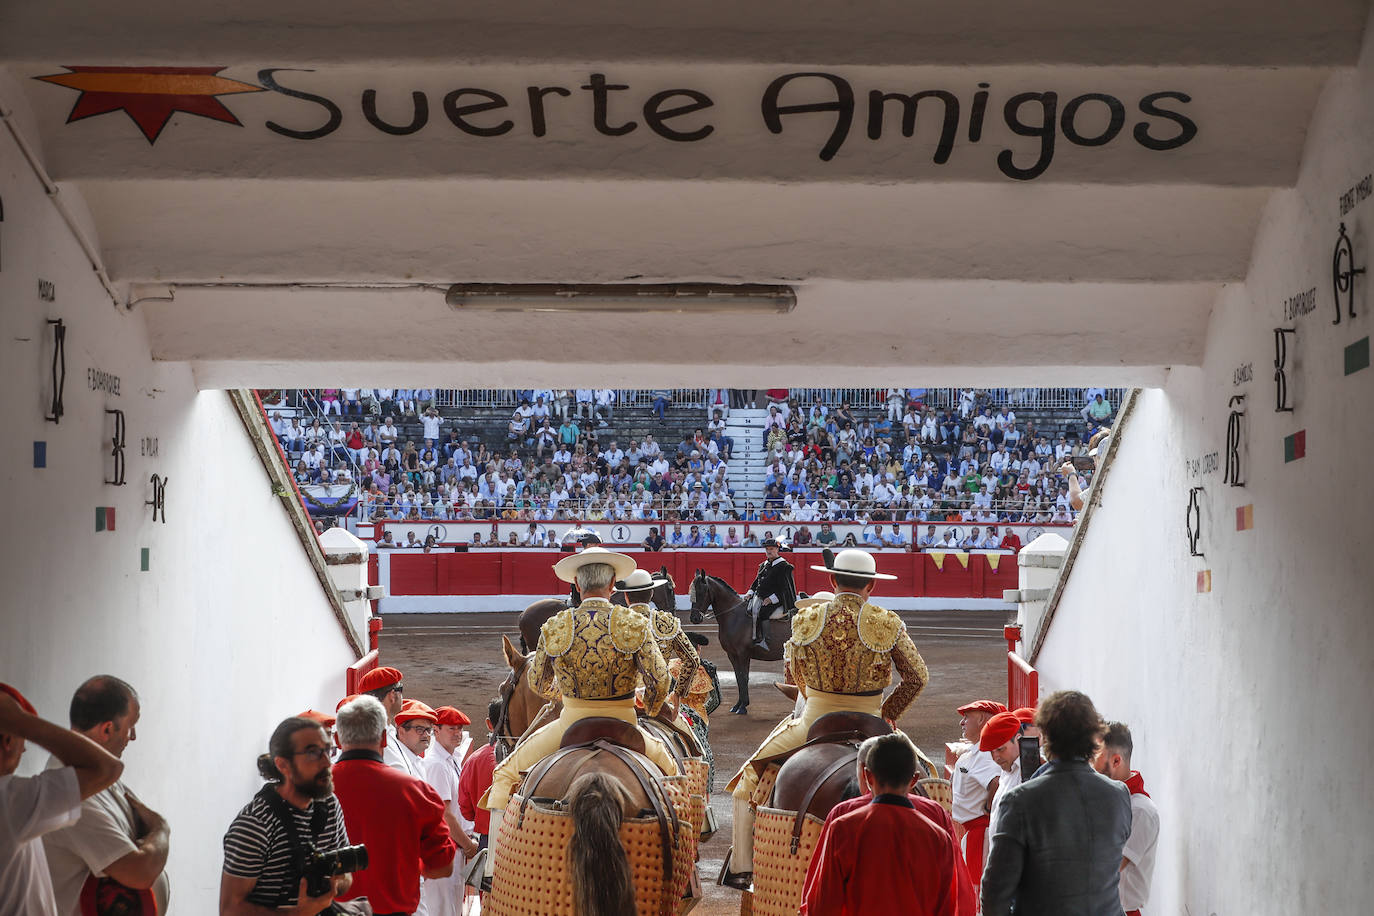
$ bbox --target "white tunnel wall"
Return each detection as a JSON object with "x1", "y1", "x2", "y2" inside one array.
[
  {"x1": 1036, "y1": 10, "x2": 1374, "y2": 914},
  {"x1": 0, "y1": 124, "x2": 359, "y2": 910}
]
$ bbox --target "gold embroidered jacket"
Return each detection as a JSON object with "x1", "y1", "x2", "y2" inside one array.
[
  {"x1": 629, "y1": 603, "x2": 700, "y2": 700},
  {"x1": 785, "y1": 592, "x2": 928, "y2": 721},
  {"x1": 530, "y1": 598, "x2": 671, "y2": 714}
]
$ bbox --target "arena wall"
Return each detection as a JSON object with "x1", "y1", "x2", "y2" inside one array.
[
  {"x1": 0, "y1": 91, "x2": 360, "y2": 912},
  {"x1": 1033, "y1": 12, "x2": 1374, "y2": 914}
]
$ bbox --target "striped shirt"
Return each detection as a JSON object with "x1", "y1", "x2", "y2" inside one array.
[{"x1": 222, "y1": 789, "x2": 349, "y2": 907}]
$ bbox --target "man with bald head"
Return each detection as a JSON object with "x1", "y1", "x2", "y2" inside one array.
[{"x1": 44, "y1": 676, "x2": 171, "y2": 916}]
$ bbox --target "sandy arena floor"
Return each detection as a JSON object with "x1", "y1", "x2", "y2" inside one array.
[{"x1": 381, "y1": 607, "x2": 1009, "y2": 915}]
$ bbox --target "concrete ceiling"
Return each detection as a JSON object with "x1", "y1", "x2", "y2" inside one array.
[{"x1": 1, "y1": 0, "x2": 1369, "y2": 386}]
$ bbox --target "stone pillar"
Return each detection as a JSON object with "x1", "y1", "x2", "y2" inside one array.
[
  {"x1": 1005, "y1": 532, "x2": 1068, "y2": 649},
  {"x1": 319, "y1": 527, "x2": 383, "y2": 643}
]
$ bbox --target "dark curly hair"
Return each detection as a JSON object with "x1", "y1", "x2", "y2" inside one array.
[{"x1": 1034, "y1": 690, "x2": 1105, "y2": 761}]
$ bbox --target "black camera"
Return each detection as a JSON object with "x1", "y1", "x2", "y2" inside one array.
[{"x1": 296, "y1": 844, "x2": 369, "y2": 897}]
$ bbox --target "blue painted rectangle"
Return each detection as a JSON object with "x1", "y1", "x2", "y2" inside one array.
[{"x1": 33, "y1": 441, "x2": 46, "y2": 468}]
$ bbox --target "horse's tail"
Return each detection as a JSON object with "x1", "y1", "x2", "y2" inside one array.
[{"x1": 566, "y1": 772, "x2": 637, "y2": 916}]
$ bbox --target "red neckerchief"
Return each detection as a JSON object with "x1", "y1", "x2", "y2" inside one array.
[{"x1": 1125, "y1": 770, "x2": 1150, "y2": 797}]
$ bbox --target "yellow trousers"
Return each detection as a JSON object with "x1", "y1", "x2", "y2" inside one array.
[
  {"x1": 484, "y1": 696, "x2": 681, "y2": 812},
  {"x1": 727, "y1": 690, "x2": 883, "y2": 873}
]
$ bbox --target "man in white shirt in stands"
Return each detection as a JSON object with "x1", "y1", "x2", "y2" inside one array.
[
  {"x1": 378, "y1": 416, "x2": 399, "y2": 446},
  {"x1": 43, "y1": 676, "x2": 171, "y2": 916},
  {"x1": 882, "y1": 523, "x2": 909, "y2": 547},
  {"x1": 574, "y1": 389, "x2": 594, "y2": 420},
  {"x1": 422, "y1": 407, "x2": 442, "y2": 444},
  {"x1": 1095, "y1": 721, "x2": 1159, "y2": 916},
  {"x1": 594, "y1": 388, "x2": 616, "y2": 426},
  {"x1": 1, "y1": 682, "x2": 123, "y2": 916},
  {"x1": 950, "y1": 699, "x2": 1006, "y2": 900}
]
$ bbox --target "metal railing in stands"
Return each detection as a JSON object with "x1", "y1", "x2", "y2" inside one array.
[
  {"x1": 272, "y1": 388, "x2": 1121, "y2": 415},
  {"x1": 433, "y1": 389, "x2": 711, "y2": 410}
]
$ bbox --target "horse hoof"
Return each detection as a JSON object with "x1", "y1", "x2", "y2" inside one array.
[{"x1": 732, "y1": 706, "x2": 747, "y2": 715}]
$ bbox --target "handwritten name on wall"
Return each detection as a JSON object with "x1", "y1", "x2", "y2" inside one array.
[{"x1": 255, "y1": 70, "x2": 1198, "y2": 182}]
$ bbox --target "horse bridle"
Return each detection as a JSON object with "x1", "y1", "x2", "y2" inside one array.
[{"x1": 492, "y1": 653, "x2": 527, "y2": 762}]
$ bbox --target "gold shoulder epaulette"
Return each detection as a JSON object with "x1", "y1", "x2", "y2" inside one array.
[
  {"x1": 790, "y1": 601, "x2": 828, "y2": 647},
  {"x1": 857, "y1": 602, "x2": 904, "y2": 653},
  {"x1": 542, "y1": 608, "x2": 576, "y2": 657},
  {"x1": 609, "y1": 605, "x2": 651, "y2": 654},
  {"x1": 651, "y1": 609, "x2": 683, "y2": 641}
]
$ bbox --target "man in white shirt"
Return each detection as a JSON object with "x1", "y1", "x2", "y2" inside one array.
[
  {"x1": 43, "y1": 677, "x2": 171, "y2": 916},
  {"x1": 1, "y1": 682, "x2": 124, "y2": 916},
  {"x1": 422, "y1": 707, "x2": 479, "y2": 916},
  {"x1": 356, "y1": 667, "x2": 417, "y2": 774},
  {"x1": 574, "y1": 389, "x2": 594, "y2": 419},
  {"x1": 882, "y1": 523, "x2": 908, "y2": 547},
  {"x1": 422, "y1": 407, "x2": 442, "y2": 443},
  {"x1": 594, "y1": 388, "x2": 616, "y2": 426},
  {"x1": 378, "y1": 417, "x2": 399, "y2": 445},
  {"x1": 979, "y1": 709, "x2": 1026, "y2": 869},
  {"x1": 950, "y1": 699, "x2": 1006, "y2": 899},
  {"x1": 1095, "y1": 721, "x2": 1159, "y2": 916}
]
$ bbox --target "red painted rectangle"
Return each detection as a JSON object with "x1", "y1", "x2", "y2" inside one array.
[{"x1": 390, "y1": 554, "x2": 440, "y2": 596}]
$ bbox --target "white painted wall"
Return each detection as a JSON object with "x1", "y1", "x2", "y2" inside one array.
[
  {"x1": 0, "y1": 122, "x2": 358, "y2": 910},
  {"x1": 1035, "y1": 10, "x2": 1374, "y2": 913}
]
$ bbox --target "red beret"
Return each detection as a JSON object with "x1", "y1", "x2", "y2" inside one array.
[
  {"x1": 0, "y1": 683, "x2": 37, "y2": 716},
  {"x1": 979, "y1": 711, "x2": 1023, "y2": 751},
  {"x1": 435, "y1": 705, "x2": 471, "y2": 727},
  {"x1": 357, "y1": 666, "x2": 402, "y2": 693},
  {"x1": 1012, "y1": 707, "x2": 1036, "y2": 724},
  {"x1": 395, "y1": 699, "x2": 438, "y2": 725},
  {"x1": 298, "y1": 709, "x2": 336, "y2": 728},
  {"x1": 335, "y1": 694, "x2": 360, "y2": 712},
  {"x1": 957, "y1": 699, "x2": 1007, "y2": 716}
]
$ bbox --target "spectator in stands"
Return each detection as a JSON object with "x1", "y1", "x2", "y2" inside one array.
[
  {"x1": 883, "y1": 523, "x2": 908, "y2": 548},
  {"x1": 724, "y1": 526, "x2": 742, "y2": 547},
  {"x1": 574, "y1": 389, "x2": 594, "y2": 419},
  {"x1": 643, "y1": 527, "x2": 665, "y2": 550},
  {"x1": 421, "y1": 406, "x2": 442, "y2": 445},
  {"x1": 593, "y1": 389, "x2": 616, "y2": 426},
  {"x1": 742, "y1": 531, "x2": 760, "y2": 547},
  {"x1": 652, "y1": 388, "x2": 672, "y2": 421},
  {"x1": 1082, "y1": 393, "x2": 1113, "y2": 425}
]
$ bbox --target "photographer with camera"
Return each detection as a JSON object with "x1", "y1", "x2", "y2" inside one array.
[
  {"x1": 220, "y1": 716, "x2": 366, "y2": 915},
  {"x1": 331, "y1": 696, "x2": 455, "y2": 916}
]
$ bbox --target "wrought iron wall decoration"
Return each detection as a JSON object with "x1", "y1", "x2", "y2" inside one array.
[
  {"x1": 1332, "y1": 222, "x2": 1365, "y2": 325},
  {"x1": 146, "y1": 473, "x2": 168, "y2": 523},
  {"x1": 1186, "y1": 486, "x2": 1205, "y2": 557},
  {"x1": 1273, "y1": 326, "x2": 1296, "y2": 412},
  {"x1": 45, "y1": 319, "x2": 66, "y2": 423},
  {"x1": 104, "y1": 409, "x2": 126, "y2": 486},
  {"x1": 1224, "y1": 395, "x2": 1246, "y2": 487}
]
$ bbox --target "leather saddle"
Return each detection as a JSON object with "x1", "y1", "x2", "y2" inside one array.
[{"x1": 806, "y1": 711, "x2": 890, "y2": 742}]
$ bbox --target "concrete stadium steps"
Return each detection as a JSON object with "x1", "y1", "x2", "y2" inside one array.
[{"x1": 724, "y1": 409, "x2": 770, "y2": 503}]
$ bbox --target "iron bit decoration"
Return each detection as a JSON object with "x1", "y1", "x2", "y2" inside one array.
[
  {"x1": 1186, "y1": 487, "x2": 1205, "y2": 557},
  {"x1": 1273, "y1": 327, "x2": 1296, "y2": 412},
  {"x1": 104, "y1": 409, "x2": 127, "y2": 486},
  {"x1": 44, "y1": 319, "x2": 66, "y2": 424},
  {"x1": 1332, "y1": 222, "x2": 1365, "y2": 325},
  {"x1": 146, "y1": 473, "x2": 168, "y2": 523},
  {"x1": 1224, "y1": 395, "x2": 1246, "y2": 487}
]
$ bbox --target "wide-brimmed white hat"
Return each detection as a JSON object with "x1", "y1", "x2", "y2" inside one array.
[
  {"x1": 810, "y1": 548, "x2": 898, "y2": 580},
  {"x1": 796, "y1": 591, "x2": 836, "y2": 609},
  {"x1": 614, "y1": 568, "x2": 670, "y2": 593},
  {"x1": 553, "y1": 546, "x2": 637, "y2": 583}
]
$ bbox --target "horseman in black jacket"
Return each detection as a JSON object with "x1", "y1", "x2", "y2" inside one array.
[{"x1": 745, "y1": 536, "x2": 797, "y2": 650}]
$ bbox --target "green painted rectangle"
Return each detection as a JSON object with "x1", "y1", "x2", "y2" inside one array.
[
  {"x1": 1345, "y1": 336, "x2": 1370, "y2": 375},
  {"x1": 1284, "y1": 430, "x2": 1306, "y2": 463},
  {"x1": 95, "y1": 507, "x2": 106, "y2": 532},
  {"x1": 140, "y1": 548, "x2": 150, "y2": 572}
]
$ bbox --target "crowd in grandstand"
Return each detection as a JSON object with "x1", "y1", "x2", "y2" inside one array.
[{"x1": 265, "y1": 387, "x2": 1112, "y2": 536}]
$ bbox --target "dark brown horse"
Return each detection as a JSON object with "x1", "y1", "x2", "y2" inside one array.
[
  {"x1": 517, "y1": 566, "x2": 678, "y2": 653},
  {"x1": 688, "y1": 570, "x2": 785, "y2": 715}
]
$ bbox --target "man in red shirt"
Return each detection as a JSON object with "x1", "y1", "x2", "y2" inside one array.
[
  {"x1": 456, "y1": 701, "x2": 500, "y2": 850},
  {"x1": 814, "y1": 736, "x2": 976, "y2": 915},
  {"x1": 998, "y1": 528, "x2": 1023, "y2": 553},
  {"x1": 331, "y1": 696, "x2": 455, "y2": 916},
  {"x1": 801, "y1": 733, "x2": 957, "y2": 916}
]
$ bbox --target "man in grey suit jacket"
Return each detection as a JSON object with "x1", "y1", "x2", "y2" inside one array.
[{"x1": 981, "y1": 690, "x2": 1132, "y2": 916}]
